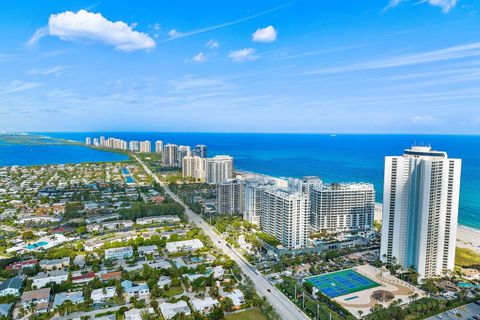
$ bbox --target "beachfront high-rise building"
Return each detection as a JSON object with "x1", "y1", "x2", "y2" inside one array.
[
  {"x1": 205, "y1": 155, "x2": 234, "y2": 184},
  {"x1": 85, "y1": 137, "x2": 91, "y2": 145},
  {"x1": 105, "y1": 137, "x2": 127, "y2": 150},
  {"x1": 193, "y1": 145, "x2": 208, "y2": 158},
  {"x1": 163, "y1": 144, "x2": 179, "y2": 167},
  {"x1": 93, "y1": 138, "x2": 99, "y2": 147},
  {"x1": 99, "y1": 136, "x2": 105, "y2": 147},
  {"x1": 217, "y1": 179, "x2": 245, "y2": 215},
  {"x1": 182, "y1": 156, "x2": 206, "y2": 181},
  {"x1": 139, "y1": 140, "x2": 151, "y2": 153},
  {"x1": 380, "y1": 146, "x2": 462, "y2": 278},
  {"x1": 155, "y1": 140, "x2": 163, "y2": 154},
  {"x1": 129, "y1": 141, "x2": 139, "y2": 152},
  {"x1": 243, "y1": 179, "x2": 263, "y2": 225},
  {"x1": 310, "y1": 182, "x2": 375, "y2": 233},
  {"x1": 178, "y1": 146, "x2": 192, "y2": 164},
  {"x1": 259, "y1": 186, "x2": 309, "y2": 249}
]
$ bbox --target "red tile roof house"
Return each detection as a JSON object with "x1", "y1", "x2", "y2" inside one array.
[
  {"x1": 71, "y1": 271, "x2": 96, "y2": 284},
  {"x1": 100, "y1": 271, "x2": 122, "y2": 282},
  {"x1": 6, "y1": 259, "x2": 38, "y2": 270}
]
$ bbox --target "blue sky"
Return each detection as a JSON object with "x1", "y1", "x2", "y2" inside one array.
[{"x1": 0, "y1": 0, "x2": 479, "y2": 133}]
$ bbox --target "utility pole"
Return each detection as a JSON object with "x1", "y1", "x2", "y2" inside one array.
[
  {"x1": 302, "y1": 291, "x2": 305, "y2": 309},
  {"x1": 294, "y1": 284, "x2": 297, "y2": 302},
  {"x1": 316, "y1": 303, "x2": 319, "y2": 320}
]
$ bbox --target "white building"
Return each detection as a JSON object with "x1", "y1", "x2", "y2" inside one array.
[
  {"x1": 163, "y1": 144, "x2": 179, "y2": 167},
  {"x1": 31, "y1": 270, "x2": 68, "y2": 288},
  {"x1": 205, "y1": 155, "x2": 234, "y2": 184},
  {"x1": 104, "y1": 246, "x2": 133, "y2": 260},
  {"x1": 138, "y1": 245, "x2": 158, "y2": 257},
  {"x1": 191, "y1": 297, "x2": 219, "y2": 314},
  {"x1": 243, "y1": 179, "x2": 264, "y2": 225},
  {"x1": 259, "y1": 186, "x2": 309, "y2": 249},
  {"x1": 160, "y1": 301, "x2": 191, "y2": 319},
  {"x1": 165, "y1": 239, "x2": 204, "y2": 253},
  {"x1": 85, "y1": 137, "x2": 91, "y2": 145},
  {"x1": 220, "y1": 289, "x2": 245, "y2": 308},
  {"x1": 380, "y1": 146, "x2": 462, "y2": 278},
  {"x1": 182, "y1": 156, "x2": 206, "y2": 181},
  {"x1": 217, "y1": 179, "x2": 244, "y2": 215},
  {"x1": 139, "y1": 140, "x2": 151, "y2": 153},
  {"x1": 136, "y1": 215, "x2": 180, "y2": 225},
  {"x1": 91, "y1": 286, "x2": 116, "y2": 302},
  {"x1": 310, "y1": 182, "x2": 375, "y2": 233},
  {"x1": 155, "y1": 140, "x2": 163, "y2": 154},
  {"x1": 178, "y1": 145, "x2": 192, "y2": 164}
]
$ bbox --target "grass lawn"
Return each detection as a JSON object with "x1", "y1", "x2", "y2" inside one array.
[
  {"x1": 164, "y1": 286, "x2": 183, "y2": 297},
  {"x1": 226, "y1": 308, "x2": 267, "y2": 320},
  {"x1": 455, "y1": 247, "x2": 480, "y2": 268}
]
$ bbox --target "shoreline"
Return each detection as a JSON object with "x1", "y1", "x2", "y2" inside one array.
[{"x1": 374, "y1": 202, "x2": 480, "y2": 254}]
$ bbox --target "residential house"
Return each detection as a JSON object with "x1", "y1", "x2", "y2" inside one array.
[
  {"x1": 105, "y1": 246, "x2": 133, "y2": 260},
  {"x1": 39, "y1": 257, "x2": 70, "y2": 270},
  {"x1": 137, "y1": 245, "x2": 158, "y2": 257},
  {"x1": 21, "y1": 288, "x2": 51, "y2": 313},
  {"x1": 91, "y1": 286, "x2": 116, "y2": 303},
  {"x1": 165, "y1": 239, "x2": 204, "y2": 253},
  {"x1": 71, "y1": 271, "x2": 96, "y2": 284},
  {"x1": 160, "y1": 301, "x2": 191, "y2": 320},
  {"x1": 53, "y1": 291, "x2": 84, "y2": 309},
  {"x1": 220, "y1": 289, "x2": 245, "y2": 309},
  {"x1": 31, "y1": 270, "x2": 68, "y2": 288},
  {"x1": 5, "y1": 259, "x2": 38, "y2": 271},
  {"x1": 0, "y1": 277, "x2": 23, "y2": 296},
  {"x1": 121, "y1": 281, "x2": 150, "y2": 299},
  {"x1": 191, "y1": 297, "x2": 219, "y2": 314}
]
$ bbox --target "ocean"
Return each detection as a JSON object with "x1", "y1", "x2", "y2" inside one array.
[{"x1": 3, "y1": 132, "x2": 480, "y2": 230}]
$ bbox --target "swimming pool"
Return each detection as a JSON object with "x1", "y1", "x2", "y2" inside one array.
[
  {"x1": 26, "y1": 241, "x2": 49, "y2": 250},
  {"x1": 304, "y1": 269, "x2": 380, "y2": 298}
]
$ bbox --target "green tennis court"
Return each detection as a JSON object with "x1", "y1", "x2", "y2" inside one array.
[{"x1": 304, "y1": 269, "x2": 380, "y2": 298}]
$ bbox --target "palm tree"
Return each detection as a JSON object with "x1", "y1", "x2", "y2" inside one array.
[{"x1": 28, "y1": 302, "x2": 36, "y2": 315}]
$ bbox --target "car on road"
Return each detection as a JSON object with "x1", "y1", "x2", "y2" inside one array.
[{"x1": 267, "y1": 289, "x2": 271, "y2": 292}]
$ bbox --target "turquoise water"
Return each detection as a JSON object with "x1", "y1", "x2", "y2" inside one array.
[
  {"x1": 26, "y1": 241, "x2": 48, "y2": 249},
  {"x1": 8, "y1": 132, "x2": 480, "y2": 231}
]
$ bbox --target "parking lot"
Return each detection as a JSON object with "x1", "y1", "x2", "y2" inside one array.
[{"x1": 427, "y1": 301, "x2": 480, "y2": 320}]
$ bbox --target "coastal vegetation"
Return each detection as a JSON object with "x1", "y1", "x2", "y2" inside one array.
[{"x1": 455, "y1": 247, "x2": 480, "y2": 269}]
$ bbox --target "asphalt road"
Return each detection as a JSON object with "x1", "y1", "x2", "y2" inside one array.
[{"x1": 134, "y1": 155, "x2": 310, "y2": 320}]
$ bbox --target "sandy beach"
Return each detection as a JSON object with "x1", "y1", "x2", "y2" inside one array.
[
  {"x1": 456, "y1": 225, "x2": 480, "y2": 253},
  {"x1": 374, "y1": 202, "x2": 480, "y2": 254}
]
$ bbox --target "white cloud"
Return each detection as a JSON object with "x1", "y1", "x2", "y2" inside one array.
[
  {"x1": 28, "y1": 10, "x2": 155, "y2": 51},
  {"x1": 300, "y1": 42, "x2": 480, "y2": 75},
  {"x1": 185, "y1": 52, "x2": 208, "y2": 64},
  {"x1": 168, "y1": 29, "x2": 182, "y2": 38},
  {"x1": 160, "y1": 3, "x2": 291, "y2": 43},
  {"x1": 228, "y1": 48, "x2": 258, "y2": 62},
  {"x1": 27, "y1": 66, "x2": 69, "y2": 76},
  {"x1": 252, "y1": 26, "x2": 277, "y2": 43},
  {"x1": 206, "y1": 39, "x2": 219, "y2": 49},
  {"x1": 384, "y1": 0, "x2": 457, "y2": 13},
  {"x1": 0, "y1": 80, "x2": 43, "y2": 95},
  {"x1": 410, "y1": 115, "x2": 438, "y2": 124},
  {"x1": 424, "y1": 0, "x2": 457, "y2": 13}
]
